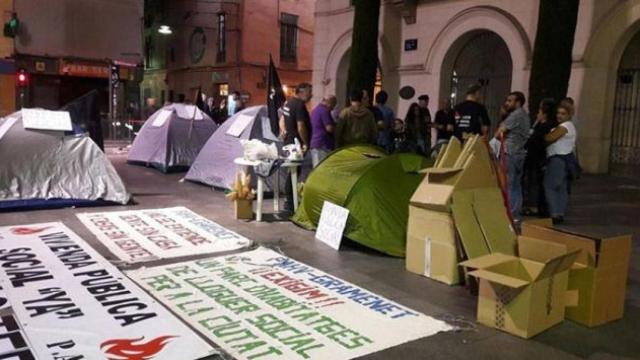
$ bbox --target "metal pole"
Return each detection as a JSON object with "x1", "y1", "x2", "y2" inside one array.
[{"x1": 108, "y1": 61, "x2": 113, "y2": 141}]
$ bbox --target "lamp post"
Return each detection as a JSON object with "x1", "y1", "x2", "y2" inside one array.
[{"x1": 158, "y1": 25, "x2": 172, "y2": 35}]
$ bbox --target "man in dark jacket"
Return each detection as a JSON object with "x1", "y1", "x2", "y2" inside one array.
[{"x1": 336, "y1": 89, "x2": 377, "y2": 148}]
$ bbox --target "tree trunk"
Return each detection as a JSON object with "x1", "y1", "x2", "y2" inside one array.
[
  {"x1": 346, "y1": 0, "x2": 381, "y2": 103},
  {"x1": 528, "y1": 0, "x2": 580, "y2": 116}
]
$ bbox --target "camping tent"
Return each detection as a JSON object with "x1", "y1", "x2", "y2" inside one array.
[
  {"x1": 292, "y1": 145, "x2": 431, "y2": 257},
  {"x1": 185, "y1": 105, "x2": 280, "y2": 189},
  {"x1": 0, "y1": 110, "x2": 130, "y2": 211},
  {"x1": 127, "y1": 103, "x2": 218, "y2": 172}
]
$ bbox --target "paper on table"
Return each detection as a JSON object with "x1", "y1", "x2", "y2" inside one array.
[
  {"x1": 152, "y1": 109, "x2": 173, "y2": 127},
  {"x1": 226, "y1": 114, "x2": 254, "y2": 137},
  {"x1": 22, "y1": 109, "x2": 72, "y2": 131}
]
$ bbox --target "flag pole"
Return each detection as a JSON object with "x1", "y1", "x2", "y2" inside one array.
[{"x1": 188, "y1": 87, "x2": 201, "y2": 140}]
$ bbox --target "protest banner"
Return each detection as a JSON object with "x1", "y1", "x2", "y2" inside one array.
[
  {"x1": 77, "y1": 206, "x2": 252, "y2": 264},
  {"x1": 127, "y1": 247, "x2": 452, "y2": 360},
  {"x1": 0, "y1": 222, "x2": 215, "y2": 360}
]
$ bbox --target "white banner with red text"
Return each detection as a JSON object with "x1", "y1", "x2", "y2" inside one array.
[
  {"x1": 0, "y1": 222, "x2": 214, "y2": 360},
  {"x1": 77, "y1": 207, "x2": 252, "y2": 264}
]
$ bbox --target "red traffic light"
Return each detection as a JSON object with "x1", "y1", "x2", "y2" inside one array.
[{"x1": 16, "y1": 69, "x2": 29, "y2": 86}]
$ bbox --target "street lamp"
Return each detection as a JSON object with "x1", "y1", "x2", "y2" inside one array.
[{"x1": 158, "y1": 25, "x2": 172, "y2": 35}]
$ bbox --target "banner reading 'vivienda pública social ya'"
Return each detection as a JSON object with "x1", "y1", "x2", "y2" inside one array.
[{"x1": 0, "y1": 222, "x2": 215, "y2": 360}]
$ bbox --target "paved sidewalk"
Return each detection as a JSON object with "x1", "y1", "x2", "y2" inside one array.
[{"x1": 1, "y1": 152, "x2": 638, "y2": 360}]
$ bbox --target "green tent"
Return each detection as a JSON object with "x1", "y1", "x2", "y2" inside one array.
[{"x1": 292, "y1": 145, "x2": 431, "y2": 257}]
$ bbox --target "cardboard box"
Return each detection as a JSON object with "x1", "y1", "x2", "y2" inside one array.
[
  {"x1": 406, "y1": 206, "x2": 461, "y2": 284},
  {"x1": 234, "y1": 199, "x2": 253, "y2": 220},
  {"x1": 406, "y1": 135, "x2": 515, "y2": 285},
  {"x1": 521, "y1": 219, "x2": 632, "y2": 327},
  {"x1": 461, "y1": 237, "x2": 579, "y2": 338}
]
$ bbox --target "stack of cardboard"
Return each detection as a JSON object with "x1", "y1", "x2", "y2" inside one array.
[
  {"x1": 521, "y1": 219, "x2": 632, "y2": 327},
  {"x1": 460, "y1": 222, "x2": 631, "y2": 338},
  {"x1": 461, "y1": 236, "x2": 579, "y2": 338},
  {"x1": 406, "y1": 137, "x2": 632, "y2": 338},
  {"x1": 406, "y1": 136, "x2": 517, "y2": 284}
]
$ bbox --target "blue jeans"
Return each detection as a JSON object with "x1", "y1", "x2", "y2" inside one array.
[
  {"x1": 544, "y1": 156, "x2": 569, "y2": 218},
  {"x1": 506, "y1": 153, "x2": 526, "y2": 220},
  {"x1": 310, "y1": 148, "x2": 329, "y2": 168}
]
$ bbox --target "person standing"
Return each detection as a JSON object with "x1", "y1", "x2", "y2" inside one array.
[
  {"x1": 433, "y1": 98, "x2": 455, "y2": 153},
  {"x1": 143, "y1": 97, "x2": 159, "y2": 120},
  {"x1": 205, "y1": 97, "x2": 218, "y2": 122},
  {"x1": 217, "y1": 98, "x2": 228, "y2": 123},
  {"x1": 281, "y1": 83, "x2": 312, "y2": 212},
  {"x1": 310, "y1": 95, "x2": 337, "y2": 167},
  {"x1": 497, "y1": 91, "x2": 530, "y2": 221},
  {"x1": 524, "y1": 98, "x2": 557, "y2": 217},
  {"x1": 404, "y1": 103, "x2": 428, "y2": 155},
  {"x1": 544, "y1": 102, "x2": 579, "y2": 224},
  {"x1": 335, "y1": 89, "x2": 377, "y2": 148},
  {"x1": 233, "y1": 92, "x2": 246, "y2": 114},
  {"x1": 453, "y1": 84, "x2": 491, "y2": 140},
  {"x1": 418, "y1": 95, "x2": 433, "y2": 151},
  {"x1": 375, "y1": 90, "x2": 395, "y2": 152}
]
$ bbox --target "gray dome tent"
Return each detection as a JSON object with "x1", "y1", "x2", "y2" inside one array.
[
  {"x1": 185, "y1": 106, "x2": 280, "y2": 190},
  {"x1": 128, "y1": 103, "x2": 218, "y2": 172},
  {"x1": 0, "y1": 110, "x2": 130, "y2": 211}
]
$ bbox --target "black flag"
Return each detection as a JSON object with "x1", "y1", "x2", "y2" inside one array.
[
  {"x1": 267, "y1": 54, "x2": 286, "y2": 136},
  {"x1": 195, "y1": 87, "x2": 206, "y2": 113}
]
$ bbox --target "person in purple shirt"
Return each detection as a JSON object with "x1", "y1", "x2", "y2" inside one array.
[{"x1": 310, "y1": 95, "x2": 337, "y2": 167}]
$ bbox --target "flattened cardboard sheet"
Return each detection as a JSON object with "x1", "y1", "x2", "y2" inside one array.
[{"x1": 451, "y1": 191, "x2": 490, "y2": 259}]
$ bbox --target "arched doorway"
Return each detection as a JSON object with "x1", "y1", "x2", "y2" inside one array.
[
  {"x1": 441, "y1": 31, "x2": 513, "y2": 129},
  {"x1": 610, "y1": 30, "x2": 640, "y2": 174}
]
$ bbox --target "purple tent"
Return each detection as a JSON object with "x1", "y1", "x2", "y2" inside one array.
[
  {"x1": 185, "y1": 106, "x2": 280, "y2": 189},
  {"x1": 127, "y1": 104, "x2": 218, "y2": 172}
]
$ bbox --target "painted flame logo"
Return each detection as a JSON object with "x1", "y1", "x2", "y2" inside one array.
[
  {"x1": 10, "y1": 226, "x2": 51, "y2": 235},
  {"x1": 100, "y1": 336, "x2": 176, "y2": 360}
]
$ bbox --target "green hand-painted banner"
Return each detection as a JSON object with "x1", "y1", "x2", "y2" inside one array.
[{"x1": 127, "y1": 247, "x2": 452, "y2": 360}]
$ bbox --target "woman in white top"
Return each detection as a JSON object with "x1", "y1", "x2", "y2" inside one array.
[{"x1": 543, "y1": 101, "x2": 578, "y2": 224}]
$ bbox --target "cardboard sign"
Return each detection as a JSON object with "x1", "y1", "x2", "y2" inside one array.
[
  {"x1": 152, "y1": 109, "x2": 173, "y2": 127},
  {"x1": 176, "y1": 105, "x2": 204, "y2": 120},
  {"x1": 315, "y1": 201, "x2": 349, "y2": 250},
  {"x1": 77, "y1": 207, "x2": 252, "y2": 264},
  {"x1": 21, "y1": 109, "x2": 72, "y2": 132},
  {"x1": 226, "y1": 114, "x2": 254, "y2": 137},
  {"x1": 0, "y1": 223, "x2": 214, "y2": 360},
  {"x1": 127, "y1": 247, "x2": 452, "y2": 360},
  {"x1": 0, "y1": 116, "x2": 18, "y2": 142}
]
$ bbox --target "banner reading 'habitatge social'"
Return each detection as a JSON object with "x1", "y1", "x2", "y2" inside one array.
[
  {"x1": 0, "y1": 222, "x2": 214, "y2": 360},
  {"x1": 77, "y1": 206, "x2": 252, "y2": 263},
  {"x1": 127, "y1": 247, "x2": 452, "y2": 360}
]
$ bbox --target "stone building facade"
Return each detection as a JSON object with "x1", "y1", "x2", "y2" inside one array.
[
  {"x1": 142, "y1": 0, "x2": 314, "y2": 108},
  {"x1": 313, "y1": 0, "x2": 640, "y2": 174}
]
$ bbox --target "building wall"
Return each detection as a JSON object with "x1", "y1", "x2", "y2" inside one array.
[
  {"x1": 0, "y1": 0, "x2": 13, "y2": 58},
  {"x1": 313, "y1": 0, "x2": 640, "y2": 174},
  {"x1": 14, "y1": 0, "x2": 143, "y2": 64},
  {"x1": 142, "y1": 0, "x2": 314, "y2": 108},
  {"x1": 0, "y1": 0, "x2": 15, "y2": 116}
]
